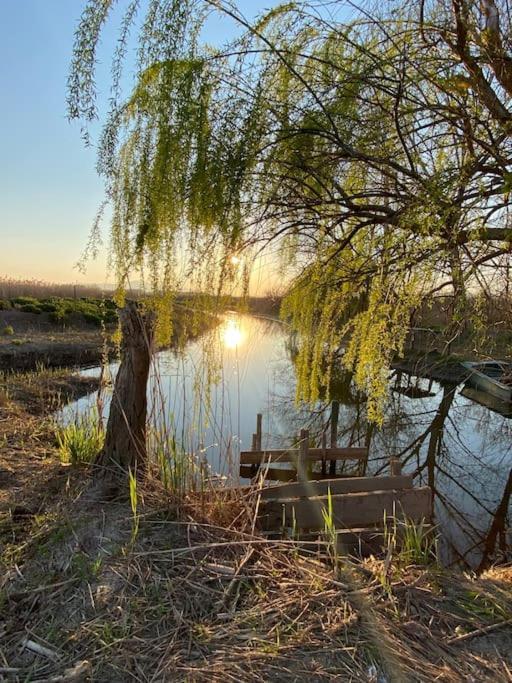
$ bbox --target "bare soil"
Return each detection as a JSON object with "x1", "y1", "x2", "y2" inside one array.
[
  {"x1": 0, "y1": 307, "x2": 218, "y2": 372},
  {"x1": 0, "y1": 369, "x2": 99, "y2": 531},
  {"x1": 0, "y1": 311, "x2": 109, "y2": 371}
]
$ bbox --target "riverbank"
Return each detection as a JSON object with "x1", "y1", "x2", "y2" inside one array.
[
  {"x1": 1, "y1": 473, "x2": 511, "y2": 681},
  {"x1": 391, "y1": 350, "x2": 472, "y2": 384},
  {"x1": 0, "y1": 368, "x2": 100, "y2": 528},
  {"x1": 0, "y1": 373, "x2": 510, "y2": 681},
  {"x1": 0, "y1": 304, "x2": 220, "y2": 372}
]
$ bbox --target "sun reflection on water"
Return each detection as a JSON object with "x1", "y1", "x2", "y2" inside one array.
[{"x1": 221, "y1": 316, "x2": 244, "y2": 349}]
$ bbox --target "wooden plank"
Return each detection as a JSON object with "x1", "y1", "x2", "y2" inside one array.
[
  {"x1": 321, "y1": 432, "x2": 327, "y2": 475},
  {"x1": 302, "y1": 528, "x2": 388, "y2": 556},
  {"x1": 240, "y1": 447, "x2": 368, "y2": 465},
  {"x1": 259, "y1": 475, "x2": 414, "y2": 502},
  {"x1": 330, "y1": 401, "x2": 339, "y2": 475},
  {"x1": 240, "y1": 466, "x2": 297, "y2": 482},
  {"x1": 260, "y1": 486, "x2": 432, "y2": 531},
  {"x1": 301, "y1": 523, "x2": 435, "y2": 556},
  {"x1": 239, "y1": 466, "x2": 348, "y2": 482},
  {"x1": 390, "y1": 458, "x2": 402, "y2": 475}
]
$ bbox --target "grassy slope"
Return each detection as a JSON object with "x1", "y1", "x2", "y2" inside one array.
[
  {"x1": 0, "y1": 298, "x2": 221, "y2": 372},
  {"x1": 0, "y1": 477, "x2": 511, "y2": 682},
  {"x1": 0, "y1": 375, "x2": 510, "y2": 681}
]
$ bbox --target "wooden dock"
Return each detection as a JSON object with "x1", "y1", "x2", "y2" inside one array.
[{"x1": 241, "y1": 414, "x2": 432, "y2": 540}]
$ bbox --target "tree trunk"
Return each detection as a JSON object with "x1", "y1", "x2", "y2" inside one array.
[{"x1": 95, "y1": 301, "x2": 155, "y2": 478}]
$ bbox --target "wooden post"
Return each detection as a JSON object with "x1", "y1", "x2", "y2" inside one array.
[
  {"x1": 390, "y1": 458, "x2": 402, "y2": 476},
  {"x1": 298, "y1": 429, "x2": 309, "y2": 482},
  {"x1": 256, "y1": 413, "x2": 262, "y2": 450},
  {"x1": 250, "y1": 432, "x2": 258, "y2": 476}
]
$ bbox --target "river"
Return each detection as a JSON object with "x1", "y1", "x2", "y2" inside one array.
[{"x1": 60, "y1": 313, "x2": 512, "y2": 569}]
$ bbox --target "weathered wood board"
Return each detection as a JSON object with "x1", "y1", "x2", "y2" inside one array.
[
  {"x1": 239, "y1": 466, "x2": 334, "y2": 482},
  {"x1": 260, "y1": 486, "x2": 432, "y2": 531},
  {"x1": 240, "y1": 467, "x2": 363, "y2": 483},
  {"x1": 300, "y1": 523, "x2": 436, "y2": 556},
  {"x1": 259, "y1": 475, "x2": 414, "y2": 502},
  {"x1": 240, "y1": 447, "x2": 368, "y2": 465}
]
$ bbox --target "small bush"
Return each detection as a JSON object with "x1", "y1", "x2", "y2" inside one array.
[
  {"x1": 2, "y1": 325, "x2": 14, "y2": 336},
  {"x1": 4, "y1": 295, "x2": 118, "y2": 327},
  {"x1": 49, "y1": 309, "x2": 66, "y2": 324},
  {"x1": 56, "y1": 412, "x2": 104, "y2": 465},
  {"x1": 19, "y1": 304, "x2": 42, "y2": 314},
  {"x1": 12, "y1": 296, "x2": 38, "y2": 306},
  {"x1": 0, "y1": 299, "x2": 12, "y2": 310}
]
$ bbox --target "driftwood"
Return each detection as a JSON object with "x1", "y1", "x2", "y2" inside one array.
[{"x1": 96, "y1": 301, "x2": 155, "y2": 477}]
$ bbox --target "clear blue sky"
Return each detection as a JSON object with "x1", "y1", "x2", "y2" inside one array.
[{"x1": 0, "y1": 0, "x2": 276, "y2": 285}]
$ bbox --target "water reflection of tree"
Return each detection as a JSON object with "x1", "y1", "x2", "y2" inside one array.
[
  {"x1": 269, "y1": 353, "x2": 511, "y2": 568},
  {"x1": 375, "y1": 378, "x2": 510, "y2": 567},
  {"x1": 478, "y1": 467, "x2": 512, "y2": 572}
]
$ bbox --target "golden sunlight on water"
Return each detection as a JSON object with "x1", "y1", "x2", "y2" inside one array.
[{"x1": 221, "y1": 316, "x2": 244, "y2": 349}]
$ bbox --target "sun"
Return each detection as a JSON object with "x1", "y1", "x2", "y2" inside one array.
[{"x1": 229, "y1": 255, "x2": 241, "y2": 265}]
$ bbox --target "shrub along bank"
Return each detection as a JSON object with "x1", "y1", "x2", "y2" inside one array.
[{"x1": 0, "y1": 296, "x2": 118, "y2": 327}]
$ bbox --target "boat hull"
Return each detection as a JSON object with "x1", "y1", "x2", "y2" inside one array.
[{"x1": 462, "y1": 361, "x2": 512, "y2": 402}]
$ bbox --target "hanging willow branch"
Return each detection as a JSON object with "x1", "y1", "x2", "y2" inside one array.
[{"x1": 69, "y1": 0, "x2": 512, "y2": 421}]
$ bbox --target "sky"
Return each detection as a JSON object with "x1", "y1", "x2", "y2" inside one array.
[{"x1": 0, "y1": 0, "x2": 277, "y2": 286}]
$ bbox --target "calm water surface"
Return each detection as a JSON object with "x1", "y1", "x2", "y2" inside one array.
[{"x1": 62, "y1": 314, "x2": 512, "y2": 568}]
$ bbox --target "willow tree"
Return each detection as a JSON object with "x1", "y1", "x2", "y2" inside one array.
[
  {"x1": 69, "y1": 0, "x2": 264, "y2": 475},
  {"x1": 69, "y1": 0, "x2": 512, "y2": 458},
  {"x1": 207, "y1": 2, "x2": 512, "y2": 419}
]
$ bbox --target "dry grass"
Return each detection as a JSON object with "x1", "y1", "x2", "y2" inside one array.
[
  {"x1": 0, "y1": 368, "x2": 100, "y2": 556},
  {"x1": 0, "y1": 474, "x2": 511, "y2": 682},
  {"x1": 1, "y1": 367, "x2": 99, "y2": 416},
  {"x1": 0, "y1": 277, "x2": 108, "y2": 301},
  {"x1": 1, "y1": 369, "x2": 511, "y2": 682}
]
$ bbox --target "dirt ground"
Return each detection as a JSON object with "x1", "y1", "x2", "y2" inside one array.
[
  {"x1": 0, "y1": 369, "x2": 99, "y2": 527},
  {"x1": 0, "y1": 311, "x2": 108, "y2": 371},
  {"x1": 0, "y1": 307, "x2": 217, "y2": 372},
  {"x1": 1, "y1": 474, "x2": 511, "y2": 682}
]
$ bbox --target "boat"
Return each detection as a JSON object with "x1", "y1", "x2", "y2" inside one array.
[
  {"x1": 461, "y1": 361, "x2": 512, "y2": 402},
  {"x1": 459, "y1": 385, "x2": 512, "y2": 417}
]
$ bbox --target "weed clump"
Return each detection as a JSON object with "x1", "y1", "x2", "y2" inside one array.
[
  {"x1": 2, "y1": 325, "x2": 14, "y2": 336},
  {"x1": 56, "y1": 411, "x2": 104, "y2": 465},
  {"x1": 12, "y1": 296, "x2": 39, "y2": 306}
]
